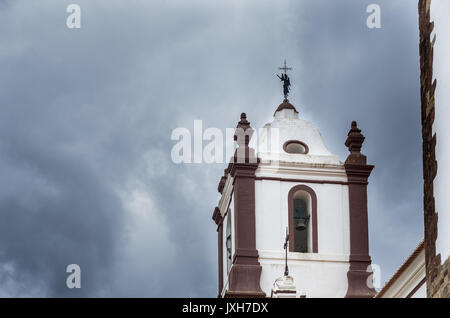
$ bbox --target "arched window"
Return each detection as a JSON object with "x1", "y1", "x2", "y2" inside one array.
[{"x1": 288, "y1": 185, "x2": 318, "y2": 253}]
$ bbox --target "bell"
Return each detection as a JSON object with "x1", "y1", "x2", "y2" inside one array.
[
  {"x1": 295, "y1": 219, "x2": 307, "y2": 230},
  {"x1": 294, "y1": 215, "x2": 310, "y2": 231}
]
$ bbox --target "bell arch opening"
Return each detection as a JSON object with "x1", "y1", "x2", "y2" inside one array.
[
  {"x1": 293, "y1": 192, "x2": 311, "y2": 253},
  {"x1": 288, "y1": 185, "x2": 318, "y2": 253}
]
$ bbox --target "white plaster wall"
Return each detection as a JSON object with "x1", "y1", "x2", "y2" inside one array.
[
  {"x1": 259, "y1": 251, "x2": 349, "y2": 298},
  {"x1": 410, "y1": 283, "x2": 427, "y2": 298},
  {"x1": 255, "y1": 179, "x2": 283, "y2": 251},
  {"x1": 222, "y1": 195, "x2": 235, "y2": 288},
  {"x1": 254, "y1": 163, "x2": 351, "y2": 297},
  {"x1": 255, "y1": 180, "x2": 350, "y2": 254},
  {"x1": 230, "y1": 195, "x2": 235, "y2": 266},
  {"x1": 221, "y1": 106, "x2": 355, "y2": 297},
  {"x1": 431, "y1": 0, "x2": 450, "y2": 262},
  {"x1": 257, "y1": 108, "x2": 341, "y2": 165},
  {"x1": 221, "y1": 213, "x2": 228, "y2": 290},
  {"x1": 219, "y1": 174, "x2": 235, "y2": 296}
]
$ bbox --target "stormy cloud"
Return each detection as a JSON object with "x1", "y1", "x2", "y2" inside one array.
[{"x1": 0, "y1": 0, "x2": 423, "y2": 296}]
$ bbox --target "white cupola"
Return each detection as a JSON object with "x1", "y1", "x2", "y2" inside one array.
[{"x1": 258, "y1": 99, "x2": 341, "y2": 165}]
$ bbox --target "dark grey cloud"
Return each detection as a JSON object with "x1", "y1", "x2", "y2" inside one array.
[
  {"x1": 0, "y1": 0, "x2": 423, "y2": 296},
  {"x1": 290, "y1": 1, "x2": 424, "y2": 286}
]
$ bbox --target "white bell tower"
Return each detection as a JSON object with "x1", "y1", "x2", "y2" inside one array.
[
  {"x1": 212, "y1": 66, "x2": 376, "y2": 298},
  {"x1": 255, "y1": 99, "x2": 375, "y2": 298}
]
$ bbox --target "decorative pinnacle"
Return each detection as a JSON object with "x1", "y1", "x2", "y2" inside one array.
[
  {"x1": 345, "y1": 121, "x2": 367, "y2": 165},
  {"x1": 236, "y1": 113, "x2": 251, "y2": 131},
  {"x1": 345, "y1": 121, "x2": 365, "y2": 154},
  {"x1": 234, "y1": 112, "x2": 253, "y2": 144}
]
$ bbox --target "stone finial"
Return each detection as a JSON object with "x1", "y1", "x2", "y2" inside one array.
[
  {"x1": 234, "y1": 112, "x2": 254, "y2": 146},
  {"x1": 345, "y1": 121, "x2": 367, "y2": 165},
  {"x1": 233, "y1": 113, "x2": 257, "y2": 164}
]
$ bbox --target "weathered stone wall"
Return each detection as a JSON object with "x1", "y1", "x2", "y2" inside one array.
[
  {"x1": 418, "y1": 0, "x2": 440, "y2": 296},
  {"x1": 418, "y1": 0, "x2": 448, "y2": 298},
  {"x1": 429, "y1": 256, "x2": 449, "y2": 298}
]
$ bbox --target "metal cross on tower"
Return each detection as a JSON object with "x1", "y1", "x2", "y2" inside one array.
[
  {"x1": 277, "y1": 59, "x2": 292, "y2": 100},
  {"x1": 278, "y1": 59, "x2": 292, "y2": 74}
]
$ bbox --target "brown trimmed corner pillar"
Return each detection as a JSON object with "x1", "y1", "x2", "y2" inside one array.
[
  {"x1": 225, "y1": 113, "x2": 265, "y2": 298},
  {"x1": 344, "y1": 121, "x2": 376, "y2": 298},
  {"x1": 212, "y1": 207, "x2": 223, "y2": 297}
]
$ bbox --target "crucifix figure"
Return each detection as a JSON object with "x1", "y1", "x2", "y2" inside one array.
[
  {"x1": 284, "y1": 227, "x2": 289, "y2": 276},
  {"x1": 277, "y1": 59, "x2": 292, "y2": 100}
]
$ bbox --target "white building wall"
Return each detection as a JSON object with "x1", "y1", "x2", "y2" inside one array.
[
  {"x1": 219, "y1": 174, "x2": 234, "y2": 296},
  {"x1": 254, "y1": 163, "x2": 351, "y2": 297},
  {"x1": 220, "y1": 105, "x2": 358, "y2": 297},
  {"x1": 431, "y1": 0, "x2": 450, "y2": 263},
  {"x1": 411, "y1": 283, "x2": 427, "y2": 298},
  {"x1": 377, "y1": 248, "x2": 426, "y2": 298},
  {"x1": 258, "y1": 252, "x2": 349, "y2": 298},
  {"x1": 222, "y1": 214, "x2": 228, "y2": 294}
]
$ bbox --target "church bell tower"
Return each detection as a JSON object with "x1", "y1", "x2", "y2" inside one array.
[{"x1": 212, "y1": 62, "x2": 376, "y2": 298}]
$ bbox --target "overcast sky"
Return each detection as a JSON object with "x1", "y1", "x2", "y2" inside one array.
[{"x1": 0, "y1": 0, "x2": 423, "y2": 297}]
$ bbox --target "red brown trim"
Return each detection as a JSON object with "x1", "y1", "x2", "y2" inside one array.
[
  {"x1": 255, "y1": 176, "x2": 348, "y2": 185},
  {"x1": 406, "y1": 277, "x2": 427, "y2": 298},
  {"x1": 283, "y1": 140, "x2": 309, "y2": 155},
  {"x1": 344, "y1": 121, "x2": 376, "y2": 298},
  {"x1": 212, "y1": 206, "x2": 221, "y2": 225},
  {"x1": 218, "y1": 175, "x2": 227, "y2": 194},
  {"x1": 287, "y1": 184, "x2": 318, "y2": 253},
  {"x1": 224, "y1": 113, "x2": 265, "y2": 298},
  {"x1": 274, "y1": 99, "x2": 298, "y2": 116},
  {"x1": 375, "y1": 240, "x2": 425, "y2": 298},
  {"x1": 229, "y1": 162, "x2": 259, "y2": 266}
]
